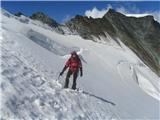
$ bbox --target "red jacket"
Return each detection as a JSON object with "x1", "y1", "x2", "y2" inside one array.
[{"x1": 65, "y1": 57, "x2": 82, "y2": 72}]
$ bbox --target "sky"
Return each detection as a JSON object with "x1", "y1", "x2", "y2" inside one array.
[{"x1": 1, "y1": 1, "x2": 160, "y2": 23}]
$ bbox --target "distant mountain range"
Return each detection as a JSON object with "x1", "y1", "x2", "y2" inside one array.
[{"x1": 15, "y1": 9, "x2": 160, "y2": 76}]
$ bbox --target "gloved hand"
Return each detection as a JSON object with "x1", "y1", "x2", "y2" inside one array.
[{"x1": 60, "y1": 72, "x2": 63, "y2": 76}]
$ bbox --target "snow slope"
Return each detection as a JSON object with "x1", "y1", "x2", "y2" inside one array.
[{"x1": 1, "y1": 9, "x2": 160, "y2": 119}]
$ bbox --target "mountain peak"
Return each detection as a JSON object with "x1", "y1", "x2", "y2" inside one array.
[
  {"x1": 104, "y1": 9, "x2": 125, "y2": 18},
  {"x1": 105, "y1": 8, "x2": 155, "y2": 21},
  {"x1": 30, "y1": 11, "x2": 59, "y2": 27},
  {"x1": 107, "y1": 8, "x2": 116, "y2": 14},
  {"x1": 14, "y1": 12, "x2": 24, "y2": 17},
  {"x1": 66, "y1": 9, "x2": 160, "y2": 76}
]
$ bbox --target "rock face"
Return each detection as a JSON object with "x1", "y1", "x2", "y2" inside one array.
[
  {"x1": 66, "y1": 9, "x2": 160, "y2": 76},
  {"x1": 65, "y1": 15, "x2": 116, "y2": 40},
  {"x1": 30, "y1": 12, "x2": 65, "y2": 34},
  {"x1": 30, "y1": 12, "x2": 59, "y2": 28},
  {"x1": 105, "y1": 9, "x2": 160, "y2": 76}
]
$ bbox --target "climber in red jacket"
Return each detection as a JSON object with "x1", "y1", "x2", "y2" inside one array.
[{"x1": 60, "y1": 51, "x2": 83, "y2": 90}]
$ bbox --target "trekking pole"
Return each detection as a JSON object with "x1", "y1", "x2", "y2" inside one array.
[
  {"x1": 55, "y1": 72, "x2": 63, "y2": 88},
  {"x1": 56, "y1": 71, "x2": 60, "y2": 81},
  {"x1": 56, "y1": 74, "x2": 61, "y2": 81}
]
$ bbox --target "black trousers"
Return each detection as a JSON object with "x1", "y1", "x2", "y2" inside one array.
[{"x1": 64, "y1": 69, "x2": 78, "y2": 89}]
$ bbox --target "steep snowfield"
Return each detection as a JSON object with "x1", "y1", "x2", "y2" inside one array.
[{"x1": 1, "y1": 9, "x2": 160, "y2": 119}]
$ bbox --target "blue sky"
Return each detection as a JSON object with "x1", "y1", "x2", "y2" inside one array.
[{"x1": 1, "y1": 1, "x2": 160, "y2": 23}]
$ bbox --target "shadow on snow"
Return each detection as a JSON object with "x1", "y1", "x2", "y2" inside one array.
[{"x1": 82, "y1": 91, "x2": 116, "y2": 106}]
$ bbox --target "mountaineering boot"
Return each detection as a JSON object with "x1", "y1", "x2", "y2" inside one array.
[
  {"x1": 72, "y1": 86, "x2": 76, "y2": 90},
  {"x1": 72, "y1": 82, "x2": 76, "y2": 90}
]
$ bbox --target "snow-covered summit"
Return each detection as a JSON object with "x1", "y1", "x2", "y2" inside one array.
[{"x1": 1, "y1": 9, "x2": 160, "y2": 120}]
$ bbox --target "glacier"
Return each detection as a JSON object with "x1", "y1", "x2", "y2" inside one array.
[{"x1": 0, "y1": 9, "x2": 160, "y2": 120}]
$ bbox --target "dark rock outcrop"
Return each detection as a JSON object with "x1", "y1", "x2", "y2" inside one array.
[
  {"x1": 30, "y1": 12, "x2": 59, "y2": 28},
  {"x1": 104, "y1": 9, "x2": 160, "y2": 76},
  {"x1": 65, "y1": 15, "x2": 116, "y2": 40},
  {"x1": 14, "y1": 12, "x2": 24, "y2": 17}
]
